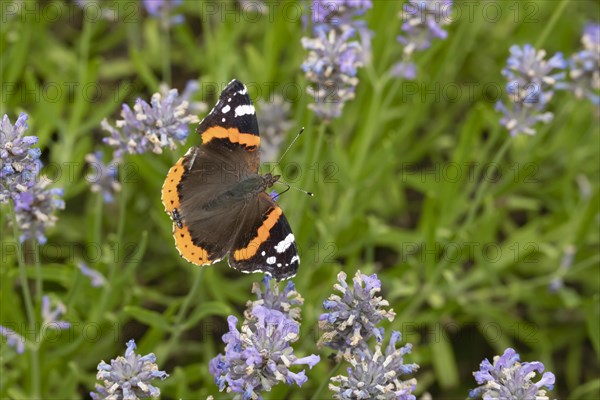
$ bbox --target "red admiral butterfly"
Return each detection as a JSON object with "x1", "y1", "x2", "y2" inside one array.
[{"x1": 161, "y1": 79, "x2": 299, "y2": 280}]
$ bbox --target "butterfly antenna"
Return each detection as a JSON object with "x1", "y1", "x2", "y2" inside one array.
[
  {"x1": 275, "y1": 180, "x2": 314, "y2": 197},
  {"x1": 269, "y1": 127, "x2": 304, "y2": 174},
  {"x1": 271, "y1": 186, "x2": 290, "y2": 201}
]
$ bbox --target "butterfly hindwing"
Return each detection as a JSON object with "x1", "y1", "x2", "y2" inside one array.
[{"x1": 229, "y1": 193, "x2": 299, "y2": 280}]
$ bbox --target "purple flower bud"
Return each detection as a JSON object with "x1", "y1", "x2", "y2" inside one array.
[
  {"x1": 102, "y1": 84, "x2": 201, "y2": 159},
  {"x1": 91, "y1": 339, "x2": 168, "y2": 399},
  {"x1": 469, "y1": 348, "x2": 556, "y2": 400},
  {"x1": 318, "y1": 270, "x2": 396, "y2": 358},
  {"x1": 210, "y1": 305, "x2": 320, "y2": 397},
  {"x1": 497, "y1": 44, "x2": 566, "y2": 136},
  {"x1": 0, "y1": 113, "x2": 42, "y2": 202},
  {"x1": 330, "y1": 330, "x2": 419, "y2": 399}
]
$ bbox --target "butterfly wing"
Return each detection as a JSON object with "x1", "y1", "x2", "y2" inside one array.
[
  {"x1": 198, "y1": 79, "x2": 260, "y2": 171},
  {"x1": 229, "y1": 192, "x2": 300, "y2": 280},
  {"x1": 161, "y1": 79, "x2": 261, "y2": 265}
]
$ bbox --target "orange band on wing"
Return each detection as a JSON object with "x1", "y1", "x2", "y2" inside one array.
[
  {"x1": 174, "y1": 224, "x2": 211, "y2": 265},
  {"x1": 233, "y1": 207, "x2": 282, "y2": 261},
  {"x1": 201, "y1": 126, "x2": 260, "y2": 148},
  {"x1": 161, "y1": 157, "x2": 185, "y2": 212}
]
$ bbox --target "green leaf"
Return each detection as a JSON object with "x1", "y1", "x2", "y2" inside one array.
[
  {"x1": 182, "y1": 302, "x2": 233, "y2": 330},
  {"x1": 124, "y1": 306, "x2": 172, "y2": 332},
  {"x1": 430, "y1": 325, "x2": 459, "y2": 388}
]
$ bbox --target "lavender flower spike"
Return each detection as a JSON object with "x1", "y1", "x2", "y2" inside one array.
[
  {"x1": 256, "y1": 95, "x2": 293, "y2": 162},
  {"x1": 209, "y1": 306, "x2": 320, "y2": 398},
  {"x1": 301, "y1": 26, "x2": 364, "y2": 121},
  {"x1": 90, "y1": 339, "x2": 168, "y2": 400},
  {"x1": 318, "y1": 270, "x2": 396, "y2": 357},
  {"x1": 0, "y1": 325, "x2": 26, "y2": 354},
  {"x1": 0, "y1": 112, "x2": 42, "y2": 203},
  {"x1": 13, "y1": 177, "x2": 65, "y2": 244},
  {"x1": 496, "y1": 44, "x2": 566, "y2": 136},
  {"x1": 245, "y1": 275, "x2": 304, "y2": 322},
  {"x1": 469, "y1": 348, "x2": 556, "y2": 400},
  {"x1": 41, "y1": 295, "x2": 70, "y2": 330},
  {"x1": 392, "y1": 0, "x2": 454, "y2": 79},
  {"x1": 143, "y1": 0, "x2": 184, "y2": 27},
  {"x1": 77, "y1": 262, "x2": 107, "y2": 288},
  {"x1": 563, "y1": 23, "x2": 600, "y2": 104},
  {"x1": 102, "y1": 87, "x2": 200, "y2": 158},
  {"x1": 330, "y1": 330, "x2": 419, "y2": 400},
  {"x1": 311, "y1": 0, "x2": 373, "y2": 27},
  {"x1": 85, "y1": 151, "x2": 121, "y2": 204},
  {"x1": 398, "y1": 0, "x2": 453, "y2": 54}
]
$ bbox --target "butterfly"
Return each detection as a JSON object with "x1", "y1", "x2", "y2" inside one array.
[{"x1": 161, "y1": 79, "x2": 299, "y2": 280}]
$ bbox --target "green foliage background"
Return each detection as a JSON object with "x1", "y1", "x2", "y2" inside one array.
[{"x1": 1, "y1": 0, "x2": 599, "y2": 398}]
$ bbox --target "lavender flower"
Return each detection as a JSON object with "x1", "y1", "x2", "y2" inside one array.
[
  {"x1": 563, "y1": 23, "x2": 600, "y2": 104},
  {"x1": 238, "y1": 0, "x2": 268, "y2": 14},
  {"x1": 75, "y1": 0, "x2": 118, "y2": 21},
  {"x1": 469, "y1": 348, "x2": 556, "y2": 400},
  {"x1": 85, "y1": 151, "x2": 121, "y2": 203},
  {"x1": 392, "y1": 0, "x2": 453, "y2": 79},
  {"x1": 102, "y1": 86, "x2": 200, "y2": 158},
  {"x1": 13, "y1": 177, "x2": 65, "y2": 244},
  {"x1": 318, "y1": 271, "x2": 396, "y2": 357},
  {"x1": 311, "y1": 0, "x2": 372, "y2": 25},
  {"x1": 0, "y1": 325, "x2": 26, "y2": 354},
  {"x1": 41, "y1": 295, "x2": 70, "y2": 330},
  {"x1": 159, "y1": 80, "x2": 207, "y2": 115},
  {"x1": 301, "y1": 26, "x2": 364, "y2": 121},
  {"x1": 398, "y1": 0, "x2": 452, "y2": 52},
  {"x1": 269, "y1": 190, "x2": 279, "y2": 201},
  {"x1": 496, "y1": 44, "x2": 566, "y2": 136},
  {"x1": 330, "y1": 330, "x2": 419, "y2": 399},
  {"x1": 301, "y1": 0, "x2": 371, "y2": 121},
  {"x1": 90, "y1": 339, "x2": 169, "y2": 400},
  {"x1": 391, "y1": 61, "x2": 417, "y2": 80},
  {"x1": 143, "y1": 0, "x2": 184, "y2": 27},
  {"x1": 311, "y1": 0, "x2": 373, "y2": 57},
  {"x1": 256, "y1": 95, "x2": 293, "y2": 162},
  {"x1": 77, "y1": 262, "x2": 107, "y2": 287},
  {"x1": 0, "y1": 113, "x2": 42, "y2": 203},
  {"x1": 209, "y1": 305, "x2": 320, "y2": 398},
  {"x1": 245, "y1": 275, "x2": 304, "y2": 322}
]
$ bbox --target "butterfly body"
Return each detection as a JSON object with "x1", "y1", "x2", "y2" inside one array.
[{"x1": 161, "y1": 79, "x2": 299, "y2": 280}]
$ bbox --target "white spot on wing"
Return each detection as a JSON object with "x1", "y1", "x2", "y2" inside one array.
[
  {"x1": 221, "y1": 118, "x2": 225, "y2": 122},
  {"x1": 221, "y1": 105, "x2": 231, "y2": 113},
  {"x1": 290, "y1": 255, "x2": 300, "y2": 264},
  {"x1": 234, "y1": 104, "x2": 255, "y2": 117},
  {"x1": 275, "y1": 233, "x2": 295, "y2": 253},
  {"x1": 238, "y1": 86, "x2": 247, "y2": 95},
  {"x1": 261, "y1": 251, "x2": 266, "y2": 256},
  {"x1": 266, "y1": 256, "x2": 276, "y2": 265}
]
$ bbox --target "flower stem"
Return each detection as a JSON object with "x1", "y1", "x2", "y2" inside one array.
[
  {"x1": 160, "y1": 267, "x2": 203, "y2": 361},
  {"x1": 310, "y1": 360, "x2": 342, "y2": 400},
  {"x1": 33, "y1": 238, "x2": 42, "y2": 304},
  {"x1": 462, "y1": 138, "x2": 513, "y2": 229},
  {"x1": 9, "y1": 201, "x2": 41, "y2": 398},
  {"x1": 9, "y1": 201, "x2": 35, "y2": 328},
  {"x1": 161, "y1": 15, "x2": 172, "y2": 85},
  {"x1": 534, "y1": 0, "x2": 569, "y2": 49}
]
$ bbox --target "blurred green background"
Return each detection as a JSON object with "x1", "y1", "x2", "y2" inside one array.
[{"x1": 1, "y1": 0, "x2": 599, "y2": 398}]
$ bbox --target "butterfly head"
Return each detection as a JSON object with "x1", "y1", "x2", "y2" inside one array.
[{"x1": 263, "y1": 173, "x2": 281, "y2": 188}]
